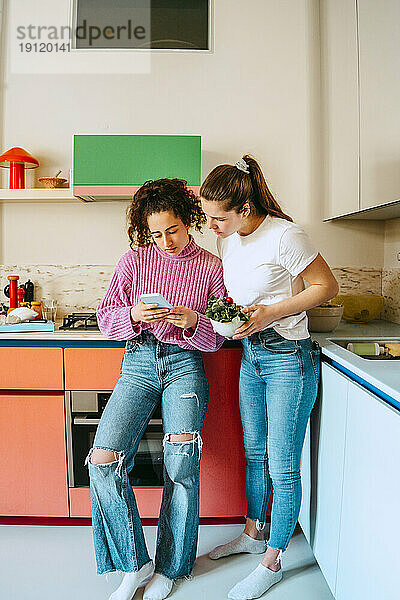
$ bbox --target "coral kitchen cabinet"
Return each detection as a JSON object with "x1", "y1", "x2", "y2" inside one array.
[
  {"x1": 65, "y1": 346, "x2": 247, "y2": 520},
  {"x1": 0, "y1": 348, "x2": 68, "y2": 517},
  {"x1": 0, "y1": 344, "x2": 248, "y2": 520}
]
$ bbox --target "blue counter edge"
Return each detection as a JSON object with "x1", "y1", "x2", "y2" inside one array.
[{"x1": 327, "y1": 358, "x2": 400, "y2": 413}]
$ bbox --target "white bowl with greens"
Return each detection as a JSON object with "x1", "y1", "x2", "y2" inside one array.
[{"x1": 206, "y1": 295, "x2": 249, "y2": 337}]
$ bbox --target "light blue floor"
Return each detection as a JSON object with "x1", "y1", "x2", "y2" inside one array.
[{"x1": 0, "y1": 523, "x2": 334, "y2": 600}]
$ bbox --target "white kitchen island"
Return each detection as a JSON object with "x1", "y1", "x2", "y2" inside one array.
[{"x1": 299, "y1": 320, "x2": 400, "y2": 600}]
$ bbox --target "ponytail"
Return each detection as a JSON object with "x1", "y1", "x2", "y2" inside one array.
[
  {"x1": 243, "y1": 155, "x2": 293, "y2": 221},
  {"x1": 200, "y1": 154, "x2": 292, "y2": 222}
]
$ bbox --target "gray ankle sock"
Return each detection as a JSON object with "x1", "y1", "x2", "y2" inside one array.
[
  {"x1": 208, "y1": 533, "x2": 267, "y2": 560},
  {"x1": 228, "y1": 563, "x2": 283, "y2": 600}
]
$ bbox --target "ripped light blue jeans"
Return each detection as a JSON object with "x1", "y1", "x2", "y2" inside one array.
[
  {"x1": 86, "y1": 331, "x2": 209, "y2": 579},
  {"x1": 240, "y1": 328, "x2": 320, "y2": 554}
]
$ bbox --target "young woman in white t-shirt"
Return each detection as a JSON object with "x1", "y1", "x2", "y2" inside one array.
[{"x1": 200, "y1": 155, "x2": 338, "y2": 600}]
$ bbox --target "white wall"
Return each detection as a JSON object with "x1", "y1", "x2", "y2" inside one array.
[{"x1": 0, "y1": 0, "x2": 384, "y2": 267}]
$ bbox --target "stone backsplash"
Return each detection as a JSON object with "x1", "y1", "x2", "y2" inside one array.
[
  {"x1": 0, "y1": 265, "x2": 114, "y2": 322},
  {"x1": 382, "y1": 269, "x2": 400, "y2": 324},
  {"x1": 331, "y1": 268, "x2": 382, "y2": 295},
  {"x1": 1, "y1": 264, "x2": 399, "y2": 324},
  {"x1": 330, "y1": 267, "x2": 400, "y2": 324}
]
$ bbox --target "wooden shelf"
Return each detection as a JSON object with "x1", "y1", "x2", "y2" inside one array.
[{"x1": 0, "y1": 188, "x2": 81, "y2": 203}]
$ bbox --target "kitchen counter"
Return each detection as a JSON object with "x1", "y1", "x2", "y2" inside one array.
[
  {"x1": 313, "y1": 320, "x2": 400, "y2": 408},
  {"x1": 0, "y1": 325, "x2": 123, "y2": 347},
  {"x1": 1, "y1": 327, "x2": 110, "y2": 340},
  {"x1": 0, "y1": 319, "x2": 399, "y2": 405},
  {"x1": 0, "y1": 323, "x2": 241, "y2": 348}
]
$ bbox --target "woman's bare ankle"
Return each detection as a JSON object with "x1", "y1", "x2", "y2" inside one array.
[
  {"x1": 244, "y1": 518, "x2": 265, "y2": 541},
  {"x1": 261, "y1": 548, "x2": 282, "y2": 572},
  {"x1": 261, "y1": 559, "x2": 281, "y2": 572}
]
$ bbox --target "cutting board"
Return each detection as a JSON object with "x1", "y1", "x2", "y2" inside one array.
[{"x1": 0, "y1": 321, "x2": 55, "y2": 333}]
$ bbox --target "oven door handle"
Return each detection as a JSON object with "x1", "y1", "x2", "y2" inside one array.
[
  {"x1": 73, "y1": 417, "x2": 163, "y2": 426},
  {"x1": 73, "y1": 417, "x2": 100, "y2": 425}
]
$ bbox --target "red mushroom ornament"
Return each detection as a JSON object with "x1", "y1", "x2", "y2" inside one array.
[{"x1": 0, "y1": 147, "x2": 39, "y2": 189}]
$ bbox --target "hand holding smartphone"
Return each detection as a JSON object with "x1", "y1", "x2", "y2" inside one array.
[
  {"x1": 140, "y1": 293, "x2": 173, "y2": 310},
  {"x1": 130, "y1": 293, "x2": 173, "y2": 324}
]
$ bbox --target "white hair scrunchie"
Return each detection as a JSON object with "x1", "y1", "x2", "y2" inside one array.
[{"x1": 235, "y1": 158, "x2": 250, "y2": 174}]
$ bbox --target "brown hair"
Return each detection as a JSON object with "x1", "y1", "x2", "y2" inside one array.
[
  {"x1": 127, "y1": 178, "x2": 206, "y2": 247},
  {"x1": 199, "y1": 154, "x2": 292, "y2": 221}
]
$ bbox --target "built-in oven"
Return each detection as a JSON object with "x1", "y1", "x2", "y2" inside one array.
[{"x1": 65, "y1": 390, "x2": 164, "y2": 487}]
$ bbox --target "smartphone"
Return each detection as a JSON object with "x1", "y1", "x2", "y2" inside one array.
[{"x1": 140, "y1": 293, "x2": 173, "y2": 310}]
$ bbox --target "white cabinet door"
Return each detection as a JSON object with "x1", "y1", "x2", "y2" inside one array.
[
  {"x1": 336, "y1": 382, "x2": 400, "y2": 600},
  {"x1": 321, "y1": 0, "x2": 359, "y2": 219},
  {"x1": 312, "y1": 363, "x2": 349, "y2": 596},
  {"x1": 359, "y1": 0, "x2": 400, "y2": 210}
]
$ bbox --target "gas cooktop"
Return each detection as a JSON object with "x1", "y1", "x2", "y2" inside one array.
[{"x1": 59, "y1": 312, "x2": 99, "y2": 330}]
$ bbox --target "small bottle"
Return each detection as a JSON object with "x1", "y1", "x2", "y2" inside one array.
[
  {"x1": 346, "y1": 342, "x2": 380, "y2": 356},
  {"x1": 30, "y1": 301, "x2": 42, "y2": 320}
]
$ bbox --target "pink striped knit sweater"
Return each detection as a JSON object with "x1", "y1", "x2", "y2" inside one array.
[{"x1": 97, "y1": 237, "x2": 226, "y2": 352}]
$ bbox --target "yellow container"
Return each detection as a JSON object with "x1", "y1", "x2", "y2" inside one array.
[{"x1": 331, "y1": 294, "x2": 384, "y2": 323}]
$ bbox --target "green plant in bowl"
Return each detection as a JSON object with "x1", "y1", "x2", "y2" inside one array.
[{"x1": 205, "y1": 295, "x2": 249, "y2": 337}]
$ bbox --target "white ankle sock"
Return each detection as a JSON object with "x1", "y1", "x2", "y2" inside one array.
[
  {"x1": 109, "y1": 561, "x2": 154, "y2": 600},
  {"x1": 208, "y1": 533, "x2": 267, "y2": 560},
  {"x1": 143, "y1": 573, "x2": 173, "y2": 600},
  {"x1": 228, "y1": 563, "x2": 283, "y2": 600}
]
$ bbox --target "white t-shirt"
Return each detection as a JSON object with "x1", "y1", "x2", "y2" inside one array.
[{"x1": 216, "y1": 215, "x2": 318, "y2": 340}]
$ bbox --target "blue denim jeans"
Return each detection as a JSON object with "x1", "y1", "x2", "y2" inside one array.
[
  {"x1": 86, "y1": 331, "x2": 209, "y2": 579},
  {"x1": 239, "y1": 328, "x2": 320, "y2": 552}
]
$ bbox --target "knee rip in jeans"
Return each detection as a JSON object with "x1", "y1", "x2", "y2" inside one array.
[
  {"x1": 84, "y1": 447, "x2": 125, "y2": 478},
  {"x1": 180, "y1": 392, "x2": 199, "y2": 406},
  {"x1": 162, "y1": 431, "x2": 203, "y2": 459}
]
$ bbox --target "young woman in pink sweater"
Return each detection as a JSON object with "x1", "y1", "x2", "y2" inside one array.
[{"x1": 86, "y1": 179, "x2": 225, "y2": 600}]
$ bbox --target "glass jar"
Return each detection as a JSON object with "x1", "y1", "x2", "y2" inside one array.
[{"x1": 30, "y1": 301, "x2": 42, "y2": 320}]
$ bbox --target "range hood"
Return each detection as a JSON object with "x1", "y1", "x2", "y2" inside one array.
[{"x1": 73, "y1": 134, "x2": 201, "y2": 202}]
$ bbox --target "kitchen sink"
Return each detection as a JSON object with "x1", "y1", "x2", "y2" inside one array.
[{"x1": 330, "y1": 338, "x2": 400, "y2": 360}]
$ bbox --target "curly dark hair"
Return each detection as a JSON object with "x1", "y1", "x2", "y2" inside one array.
[{"x1": 127, "y1": 178, "x2": 206, "y2": 247}]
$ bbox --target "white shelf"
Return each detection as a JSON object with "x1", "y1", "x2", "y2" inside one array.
[
  {"x1": 324, "y1": 198, "x2": 400, "y2": 221},
  {"x1": 0, "y1": 188, "x2": 81, "y2": 203}
]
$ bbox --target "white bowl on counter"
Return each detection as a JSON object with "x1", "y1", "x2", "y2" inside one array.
[{"x1": 209, "y1": 318, "x2": 245, "y2": 338}]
